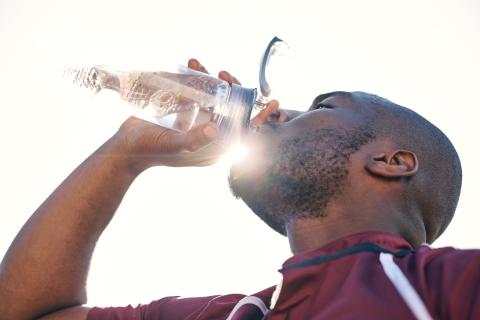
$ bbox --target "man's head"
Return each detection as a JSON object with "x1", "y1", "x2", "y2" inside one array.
[{"x1": 229, "y1": 91, "x2": 462, "y2": 247}]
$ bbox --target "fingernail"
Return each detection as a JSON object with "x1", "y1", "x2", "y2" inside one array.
[
  {"x1": 203, "y1": 125, "x2": 218, "y2": 139},
  {"x1": 269, "y1": 100, "x2": 279, "y2": 108}
]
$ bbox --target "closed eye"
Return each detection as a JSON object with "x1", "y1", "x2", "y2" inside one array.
[{"x1": 312, "y1": 103, "x2": 333, "y2": 110}]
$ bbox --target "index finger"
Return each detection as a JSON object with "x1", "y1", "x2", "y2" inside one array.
[{"x1": 218, "y1": 70, "x2": 241, "y2": 85}]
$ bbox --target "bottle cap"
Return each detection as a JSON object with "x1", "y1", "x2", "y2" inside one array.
[{"x1": 219, "y1": 84, "x2": 257, "y2": 144}]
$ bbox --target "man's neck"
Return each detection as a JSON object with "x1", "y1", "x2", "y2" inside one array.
[{"x1": 285, "y1": 213, "x2": 411, "y2": 254}]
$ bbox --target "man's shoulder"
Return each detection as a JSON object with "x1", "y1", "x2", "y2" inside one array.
[
  {"x1": 405, "y1": 244, "x2": 480, "y2": 318},
  {"x1": 399, "y1": 244, "x2": 480, "y2": 295},
  {"x1": 414, "y1": 243, "x2": 480, "y2": 265},
  {"x1": 393, "y1": 243, "x2": 480, "y2": 289}
]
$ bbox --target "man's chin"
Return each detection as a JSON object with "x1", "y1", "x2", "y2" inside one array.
[
  {"x1": 229, "y1": 155, "x2": 258, "y2": 184},
  {"x1": 228, "y1": 165, "x2": 248, "y2": 200},
  {"x1": 228, "y1": 162, "x2": 260, "y2": 201},
  {"x1": 227, "y1": 132, "x2": 274, "y2": 200},
  {"x1": 227, "y1": 173, "x2": 240, "y2": 200}
]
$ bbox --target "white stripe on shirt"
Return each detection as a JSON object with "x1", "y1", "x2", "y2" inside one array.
[
  {"x1": 379, "y1": 252, "x2": 433, "y2": 320},
  {"x1": 225, "y1": 295, "x2": 269, "y2": 320}
]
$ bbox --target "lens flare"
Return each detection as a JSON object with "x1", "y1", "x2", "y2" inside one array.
[{"x1": 222, "y1": 143, "x2": 250, "y2": 165}]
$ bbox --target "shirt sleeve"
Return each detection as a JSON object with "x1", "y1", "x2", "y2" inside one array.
[
  {"x1": 423, "y1": 247, "x2": 480, "y2": 320},
  {"x1": 87, "y1": 294, "x2": 245, "y2": 320}
]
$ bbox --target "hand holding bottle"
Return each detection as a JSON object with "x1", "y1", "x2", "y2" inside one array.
[
  {"x1": 113, "y1": 58, "x2": 279, "y2": 172},
  {"x1": 112, "y1": 115, "x2": 220, "y2": 172}
]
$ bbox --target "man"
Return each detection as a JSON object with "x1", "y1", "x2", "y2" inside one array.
[{"x1": 0, "y1": 59, "x2": 476, "y2": 320}]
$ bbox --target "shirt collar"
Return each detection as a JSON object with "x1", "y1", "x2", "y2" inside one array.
[
  {"x1": 269, "y1": 231, "x2": 413, "y2": 311},
  {"x1": 281, "y1": 231, "x2": 413, "y2": 269}
]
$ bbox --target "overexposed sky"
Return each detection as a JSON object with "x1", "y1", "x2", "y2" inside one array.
[{"x1": 0, "y1": 0, "x2": 479, "y2": 307}]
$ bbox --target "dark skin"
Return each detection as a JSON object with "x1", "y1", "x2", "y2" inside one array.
[
  {"x1": 234, "y1": 92, "x2": 424, "y2": 253},
  {"x1": 0, "y1": 60, "x2": 426, "y2": 319}
]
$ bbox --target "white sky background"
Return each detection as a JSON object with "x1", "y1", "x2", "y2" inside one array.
[{"x1": 0, "y1": 0, "x2": 479, "y2": 307}]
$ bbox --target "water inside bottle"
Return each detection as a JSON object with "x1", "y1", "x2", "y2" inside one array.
[
  {"x1": 67, "y1": 66, "x2": 234, "y2": 134},
  {"x1": 132, "y1": 72, "x2": 228, "y2": 133},
  {"x1": 147, "y1": 103, "x2": 214, "y2": 133}
]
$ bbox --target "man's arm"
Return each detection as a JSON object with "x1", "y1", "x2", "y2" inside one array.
[
  {"x1": 0, "y1": 117, "x2": 219, "y2": 320},
  {"x1": 0, "y1": 58, "x2": 290, "y2": 320}
]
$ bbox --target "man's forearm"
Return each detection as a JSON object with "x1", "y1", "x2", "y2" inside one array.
[{"x1": 0, "y1": 136, "x2": 138, "y2": 319}]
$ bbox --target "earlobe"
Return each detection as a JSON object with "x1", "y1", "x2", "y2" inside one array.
[{"x1": 366, "y1": 150, "x2": 419, "y2": 178}]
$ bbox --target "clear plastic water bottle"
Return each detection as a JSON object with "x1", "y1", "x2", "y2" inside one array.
[
  {"x1": 66, "y1": 37, "x2": 288, "y2": 160},
  {"x1": 66, "y1": 65, "x2": 257, "y2": 148}
]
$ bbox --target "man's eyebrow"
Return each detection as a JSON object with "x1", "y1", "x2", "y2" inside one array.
[{"x1": 311, "y1": 91, "x2": 352, "y2": 107}]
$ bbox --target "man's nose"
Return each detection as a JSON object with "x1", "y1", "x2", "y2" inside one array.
[{"x1": 276, "y1": 109, "x2": 303, "y2": 123}]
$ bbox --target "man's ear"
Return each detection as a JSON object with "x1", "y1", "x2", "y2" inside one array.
[{"x1": 365, "y1": 150, "x2": 419, "y2": 178}]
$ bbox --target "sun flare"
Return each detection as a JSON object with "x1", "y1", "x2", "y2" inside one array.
[{"x1": 221, "y1": 143, "x2": 250, "y2": 165}]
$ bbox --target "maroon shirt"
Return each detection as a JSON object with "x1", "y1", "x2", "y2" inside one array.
[{"x1": 87, "y1": 232, "x2": 480, "y2": 319}]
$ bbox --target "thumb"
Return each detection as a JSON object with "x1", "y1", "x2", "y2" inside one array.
[{"x1": 183, "y1": 122, "x2": 219, "y2": 152}]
